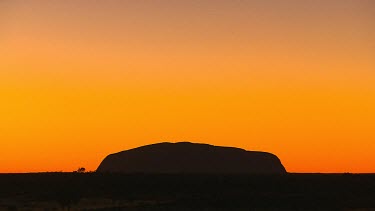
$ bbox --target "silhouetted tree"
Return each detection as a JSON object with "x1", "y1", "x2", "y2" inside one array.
[{"x1": 74, "y1": 167, "x2": 86, "y2": 173}]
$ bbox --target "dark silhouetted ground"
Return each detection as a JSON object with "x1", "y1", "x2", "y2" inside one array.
[{"x1": 1, "y1": 173, "x2": 375, "y2": 210}]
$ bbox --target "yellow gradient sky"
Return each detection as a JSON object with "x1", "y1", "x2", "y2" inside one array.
[{"x1": 1, "y1": 0, "x2": 374, "y2": 173}]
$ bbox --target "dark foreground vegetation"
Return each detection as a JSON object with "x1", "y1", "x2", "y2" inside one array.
[{"x1": 1, "y1": 173, "x2": 374, "y2": 210}]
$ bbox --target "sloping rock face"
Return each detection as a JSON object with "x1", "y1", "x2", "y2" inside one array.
[{"x1": 97, "y1": 142, "x2": 286, "y2": 174}]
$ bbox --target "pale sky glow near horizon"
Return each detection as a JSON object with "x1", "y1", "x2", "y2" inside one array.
[{"x1": 0, "y1": 0, "x2": 374, "y2": 173}]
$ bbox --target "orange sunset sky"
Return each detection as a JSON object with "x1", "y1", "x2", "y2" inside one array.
[{"x1": 1, "y1": 0, "x2": 374, "y2": 173}]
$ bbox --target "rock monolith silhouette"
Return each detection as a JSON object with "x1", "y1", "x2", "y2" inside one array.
[{"x1": 97, "y1": 142, "x2": 286, "y2": 174}]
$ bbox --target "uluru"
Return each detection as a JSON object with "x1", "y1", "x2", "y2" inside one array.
[{"x1": 97, "y1": 142, "x2": 287, "y2": 174}]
